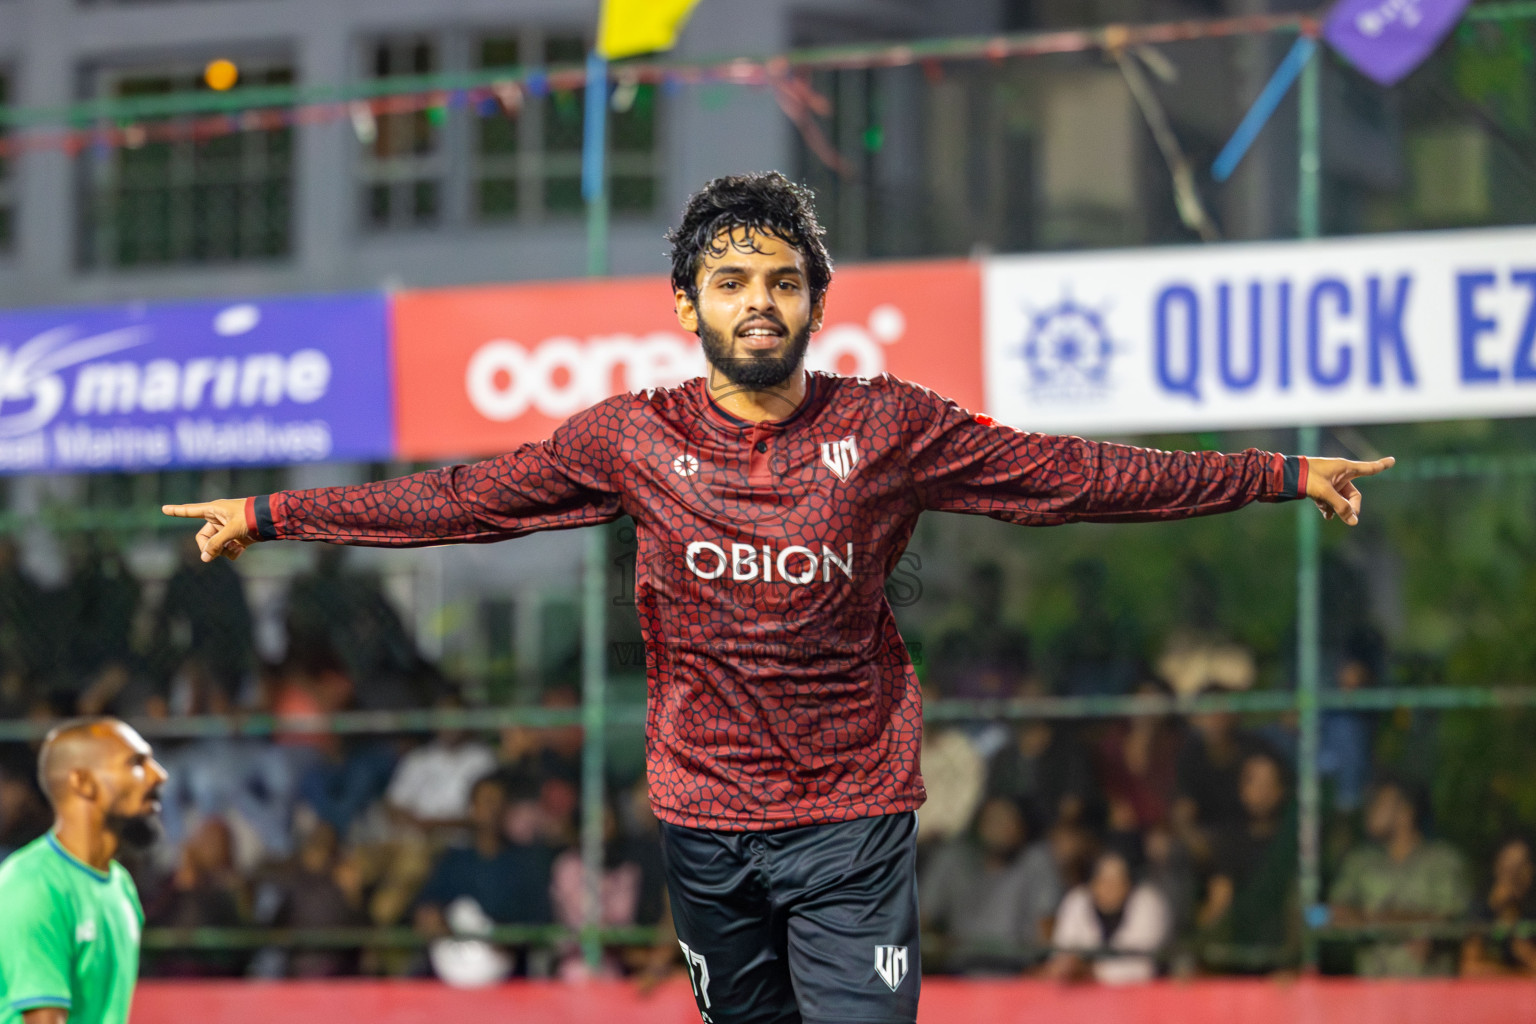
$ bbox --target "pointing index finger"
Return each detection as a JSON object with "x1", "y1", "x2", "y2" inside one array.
[
  {"x1": 161, "y1": 503, "x2": 211, "y2": 519},
  {"x1": 1357, "y1": 456, "x2": 1396, "y2": 476}
]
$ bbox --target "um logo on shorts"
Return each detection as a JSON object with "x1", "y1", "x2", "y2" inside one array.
[{"x1": 874, "y1": 944, "x2": 908, "y2": 991}]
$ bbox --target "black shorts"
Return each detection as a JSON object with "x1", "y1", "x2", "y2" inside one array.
[{"x1": 660, "y1": 811, "x2": 920, "y2": 1024}]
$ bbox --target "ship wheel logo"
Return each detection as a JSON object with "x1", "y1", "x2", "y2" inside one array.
[{"x1": 1019, "y1": 296, "x2": 1118, "y2": 398}]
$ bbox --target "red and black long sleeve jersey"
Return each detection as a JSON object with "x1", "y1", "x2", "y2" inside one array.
[{"x1": 249, "y1": 372, "x2": 1307, "y2": 831}]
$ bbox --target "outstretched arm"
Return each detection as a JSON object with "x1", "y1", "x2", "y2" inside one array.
[
  {"x1": 902, "y1": 381, "x2": 1392, "y2": 525},
  {"x1": 165, "y1": 421, "x2": 623, "y2": 562}
]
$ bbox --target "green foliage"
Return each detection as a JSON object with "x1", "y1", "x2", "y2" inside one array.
[{"x1": 1454, "y1": 20, "x2": 1536, "y2": 132}]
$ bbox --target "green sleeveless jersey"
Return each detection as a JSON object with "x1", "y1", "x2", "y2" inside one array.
[{"x1": 0, "y1": 833, "x2": 143, "y2": 1024}]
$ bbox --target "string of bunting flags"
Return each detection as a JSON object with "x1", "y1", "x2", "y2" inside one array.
[
  {"x1": 0, "y1": 4, "x2": 1529, "y2": 179},
  {"x1": 0, "y1": 10, "x2": 1323, "y2": 162}
]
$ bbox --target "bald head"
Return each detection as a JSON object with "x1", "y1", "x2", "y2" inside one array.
[{"x1": 38, "y1": 717, "x2": 156, "y2": 809}]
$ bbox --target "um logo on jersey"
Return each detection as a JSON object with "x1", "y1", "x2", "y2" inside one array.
[
  {"x1": 820, "y1": 435, "x2": 860, "y2": 481},
  {"x1": 874, "y1": 945, "x2": 908, "y2": 991}
]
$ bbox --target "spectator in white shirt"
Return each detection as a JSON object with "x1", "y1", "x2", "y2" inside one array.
[
  {"x1": 386, "y1": 710, "x2": 498, "y2": 828},
  {"x1": 351, "y1": 697, "x2": 498, "y2": 929},
  {"x1": 1045, "y1": 849, "x2": 1170, "y2": 984}
]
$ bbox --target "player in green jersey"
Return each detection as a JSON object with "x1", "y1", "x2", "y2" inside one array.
[{"x1": 0, "y1": 718, "x2": 167, "y2": 1024}]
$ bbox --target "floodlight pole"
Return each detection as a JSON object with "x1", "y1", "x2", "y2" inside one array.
[{"x1": 1295, "y1": 42, "x2": 1324, "y2": 973}]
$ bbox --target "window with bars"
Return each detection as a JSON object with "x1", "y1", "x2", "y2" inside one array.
[
  {"x1": 0, "y1": 71, "x2": 12, "y2": 254},
  {"x1": 75, "y1": 59, "x2": 294, "y2": 268},
  {"x1": 360, "y1": 27, "x2": 661, "y2": 232},
  {"x1": 479, "y1": 30, "x2": 659, "y2": 222},
  {"x1": 360, "y1": 36, "x2": 444, "y2": 231}
]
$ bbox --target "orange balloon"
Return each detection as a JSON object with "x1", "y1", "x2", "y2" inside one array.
[{"x1": 204, "y1": 59, "x2": 239, "y2": 92}]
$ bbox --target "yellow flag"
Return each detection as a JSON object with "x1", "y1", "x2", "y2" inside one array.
[{"x1": 598, "y1": 0, "x2": 703, "y2": 59}]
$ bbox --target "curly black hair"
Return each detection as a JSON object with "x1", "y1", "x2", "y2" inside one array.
[{"x1": 666, "y1": 171, "x2": 833, "y2": 305}]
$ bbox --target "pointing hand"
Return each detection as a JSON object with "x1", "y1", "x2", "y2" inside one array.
[
  {"x1": 1303, "y1": 457, "x2": 1395, "y2": 526},
  {"x1": 160, "y1": 499, "x2": 255, "y2": 562}
]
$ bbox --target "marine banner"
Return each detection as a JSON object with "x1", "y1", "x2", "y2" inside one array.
[{"x1": 0, "y1": 294, "x2": 392, "y2": 474}]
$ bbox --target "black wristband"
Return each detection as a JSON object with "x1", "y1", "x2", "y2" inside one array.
[
  {"x1": 252, "y1": 494, "x2": 276, "y2": 541},
  {"x1": 1282, "y1": 456, "x2": 1305, "y2": 498}
]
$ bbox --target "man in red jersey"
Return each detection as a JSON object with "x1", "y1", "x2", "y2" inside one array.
[{"x1": 165, "y1": 172, "x2": 1391, "y2": 1024}]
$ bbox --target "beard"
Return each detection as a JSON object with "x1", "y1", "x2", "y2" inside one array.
[
  {"x1": 700, "y1": 316, "x2": 811, "y2": 390},
  {"x1": 106, "y1": 808, "x2": 164, "y2": 851}
]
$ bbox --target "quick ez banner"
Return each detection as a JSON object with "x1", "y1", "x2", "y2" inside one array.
[
  {"x1": 983, "y1": 225, "x2": 1536, "y2": 434},
  {"x1": 0, "y1": 294, "x2": 392, "y2": 473}
]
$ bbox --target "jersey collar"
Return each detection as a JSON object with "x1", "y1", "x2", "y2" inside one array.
[
  {"x1": 47, "y1": 832, "x2": 112, "y2": 883},
  {"x1": 698, "y1": 371, "x2": 821, "y2": 433}
]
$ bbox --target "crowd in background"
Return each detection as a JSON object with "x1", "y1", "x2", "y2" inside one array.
[
  {"x1": 1, "y1": 537, "x2": 1535, "y2": 984},
  {"x1": 912, "y1": 564, "x2": 1536, "y2": 981}
]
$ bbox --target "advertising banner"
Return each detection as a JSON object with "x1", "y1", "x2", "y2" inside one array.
[
  {"x1": 0, "y1": 294, "x2": 391, "y2": 474},
  {"x1": 393, "y1": 261, "x2": 983, "y2": 459},
  {"x1": 983, "y1": 225, "x2": 1536, "y2": 435},
  {"x1": 130, "y1": 977, "x2": 1536, "y2": 1024}
]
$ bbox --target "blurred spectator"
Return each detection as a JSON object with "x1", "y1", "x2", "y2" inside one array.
[
  {"x1": 157, "y1": 674, "x2": 301, "y2": 864},
  {"x1": 286, "y1": 547, "x2": 424, "y2": 709},
  {"x1": 614, "y1": 775, "x2": 668, "y2": 931},
  {"x1": 297, "y1": 737, "x2": 399, "y2": 839},
  {"x1": 1046, "y1": 559, "x2": 1140, "y2": 698},
  {"x1": 984, "y1": 703, "x2": 1094, "y2": 830},
  {"x1": 914, "y1": 680, "x2": 984, "y2": 857},
  {"x1": 1045, "y1": 850, "x2": 1170, "y2": 984},
  {"x1": 0, "y1": 668, "x2": 33, "y2": 721},
  {"x1": 268, "y1": 649, "x2": 354, "y2": 756},
  {"x1": 386, "y1": 698, "x2": 497, "y2": 830},
  {"x1": 931, "y1": 562, "x2": 1032, "y2": 702},
  {"x1": 1460, "y1": 837, "x2": 1536, "y2": 978},
  {"x1": 142, "y1": 817, "x2": 249, "y2": 977},
  {"x1": 346, "y1": 697, "x2": 496, "y2": 928},
  {"x1": 1173, "y1": 695, "x2": 1277, "y2": 856},
  {"x1": 0, "y1": 538, "x2": 55, "y2": 686},
  {"x1": 59, "y1": 537, "x2": 139, "y2": 698},
  {"x1": 496, "y1": 685, "x2": 583, "y2": 787},
  {"x1": 1329, "y1": 776, "x2": 1472, "y2": 976},
  {"x1": 550, "y1": 798, "x2": 650, "y2": 981},
  {"x1": 415, "y1": 774, "x2": 555, "y2": 975},
  {"x1": 921, "y1": 796, "x2": 1062, "y2": 973},
  {"x1": 1141, "y1": 824, "x2": 1198, "y2": 942},
  {"x1": 1196, "y1": 751, "x2": 1299, "y2": 973},
  {"x1": 1095, "y1": 680, "x2": 1184, "y2": 836},
  {"x1": 537, "y1": 774, "x2": 581, "y2": 850},
  {"x1": 1047, "y1": 813, "x2": 1100, "y2": 896},
  {"x1": 254, "y1": 823, "x2": 367, "y2": 978},
  {"x1": 0, "y1": 760, "x2": 50, "y2": 860},
  {"x1": 156, "y1": 541, "x2": 255, "y2": 701},
  {"x1": 156, "y1": 750, "x2": 298, "y2": 867},
  {"x1": 1318, "y1": 638, "x2": 1382, "y2": 816}
]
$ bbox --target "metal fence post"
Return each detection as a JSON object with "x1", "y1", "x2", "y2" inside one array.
[
  {"x1": 580, "y1": 525, "x2": 610, "y2": 972},
  {"x1": 580, "y1": 51, "x2": 612, "y2": 973},
  {"x1": 1295, "y1": 40, "x2": 1324, "y2": 972}
]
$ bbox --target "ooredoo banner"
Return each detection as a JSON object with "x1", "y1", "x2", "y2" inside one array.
[
  {"x1": 984, "y1": 225, "x2": 1536, "y2": 435},
  {"x1": 392, "y1": 261, "x2": 984, "y2": 459},
  {"x1": 0, "y1": 295, "x2": 392, "y2": 474}
]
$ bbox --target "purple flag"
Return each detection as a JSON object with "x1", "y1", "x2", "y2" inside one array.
[{"x1": 1324, "y1": 0, "x2": 1472, "y2": 86}]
